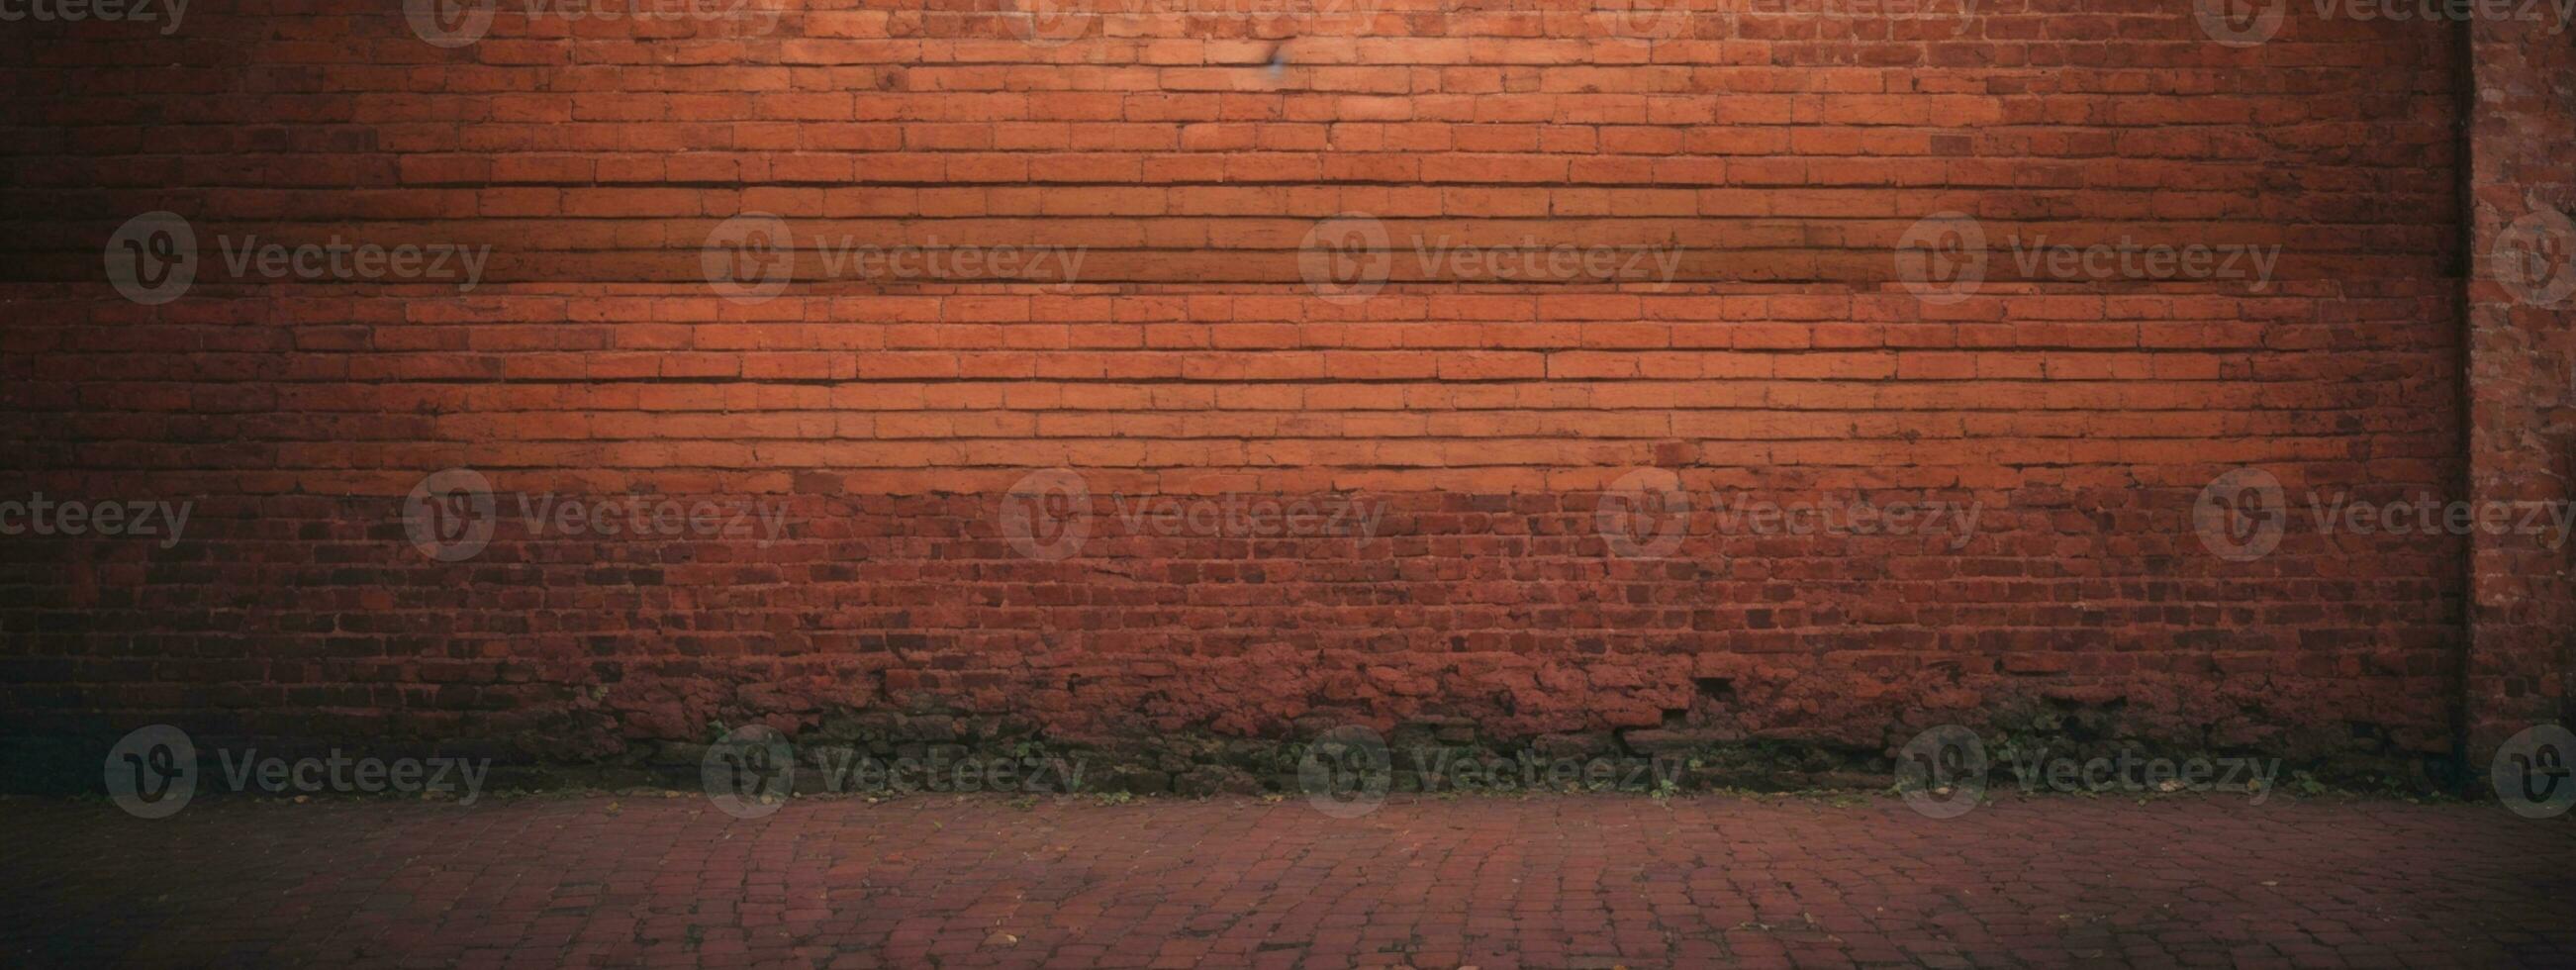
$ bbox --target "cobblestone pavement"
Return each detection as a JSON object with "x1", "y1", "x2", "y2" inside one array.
[{"x1": 3, "y1": 793, "x2": 2571, "y2": 968}]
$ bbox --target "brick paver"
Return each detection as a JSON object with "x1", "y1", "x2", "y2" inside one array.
[{"x1": 3, "y1": 794, "x2": 2571, "y2": 968}]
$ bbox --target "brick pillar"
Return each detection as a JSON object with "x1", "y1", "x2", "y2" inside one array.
[{"x1": 2464, "y1": 14, "x2": 2576, "y2": 760}]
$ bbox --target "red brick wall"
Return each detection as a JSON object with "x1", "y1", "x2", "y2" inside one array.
[
  {"x1": 0, "y1": 1, "x2": 2497, "y2": 777},
  {"x1": 2466, "y1": 12, "x2": 2576, "y2": 756}
]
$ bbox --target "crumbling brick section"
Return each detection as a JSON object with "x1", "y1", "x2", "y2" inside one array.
[{"x1": 2465, "y1": 15, "x2": 2576, "y2": 755}]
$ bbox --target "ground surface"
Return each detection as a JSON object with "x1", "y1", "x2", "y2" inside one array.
[{"x1": 1, "y1": 794, "x2": 2571, "y2": 969}]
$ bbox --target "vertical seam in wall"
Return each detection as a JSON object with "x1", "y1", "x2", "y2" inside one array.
[{"x1": 2449, "y1": 12, "x2": 2480, "y2": 790}]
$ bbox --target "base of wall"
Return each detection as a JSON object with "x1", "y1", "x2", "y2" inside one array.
[{"x1": 7, "y1": 696, "x2": 2459, "y2": 803}]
